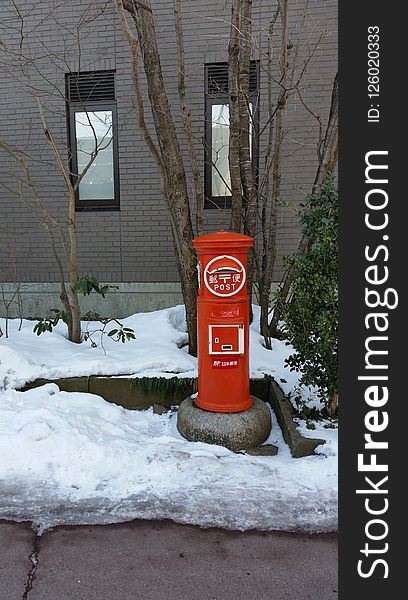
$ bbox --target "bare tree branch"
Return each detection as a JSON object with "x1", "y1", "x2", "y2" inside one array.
[
  {"x1": 174, "y1": 0, "x2": 205, "y2": 237},
  {"x1": 116, "y1": 0, "x2": 164, "y2": 177},
  {"x1": 269, "y1": 72, "x2": 338, "y2": 337}
]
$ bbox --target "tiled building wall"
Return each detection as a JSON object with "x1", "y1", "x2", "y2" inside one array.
[{"x1": 0, "y1": 0, "x2": 337, "y2": 287}]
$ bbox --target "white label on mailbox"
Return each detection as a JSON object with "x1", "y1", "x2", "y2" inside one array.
[{"x1": 204, "y1": 255, "x2": 246, "y2": 297}]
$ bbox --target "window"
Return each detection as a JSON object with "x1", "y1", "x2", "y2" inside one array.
[
  {"x1": 204, "y1": 62, "x2": 259, "y2": 209},
  {"x1": 67, "y1": 71, "x2": 119, "y2": 210}
]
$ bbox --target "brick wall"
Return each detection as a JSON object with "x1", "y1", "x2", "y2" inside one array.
[{"x1": 0, "y1": 0, "x2": 337, "y2": 285}]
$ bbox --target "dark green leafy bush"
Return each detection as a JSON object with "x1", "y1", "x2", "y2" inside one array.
[
  {"x1": 283, "y1": 180, "x2": 338, "y2": 416},
  {"x1": 33, "y1": 309, "x2": 68, "y2": 335}
]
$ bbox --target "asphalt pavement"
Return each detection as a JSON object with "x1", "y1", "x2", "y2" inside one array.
[{"x1": 1, "y1": 519, "x2": 337, "y2": 600}]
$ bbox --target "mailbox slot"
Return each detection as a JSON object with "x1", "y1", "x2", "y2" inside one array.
[{"x1": 208, "y1": 324, "x2": 244, "y2": 355}]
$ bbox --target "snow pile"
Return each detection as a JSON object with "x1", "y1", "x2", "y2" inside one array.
[
  {"x1": 0, "y1": 345, "x2": 45, "y2": 390},
  {"x1": 0, "y1": 305, "x2": 337, "y2": 532},
  {"x1": 0, "y1": 306, "x2": 197, "y2": 389},
  {"x1": 0, "y1": 384, "x2": 337, "y2": 533}
]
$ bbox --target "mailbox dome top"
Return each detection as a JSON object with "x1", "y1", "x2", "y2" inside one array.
[{"x1": 193, "y1": 230, "x2": 253, "y2": 250}]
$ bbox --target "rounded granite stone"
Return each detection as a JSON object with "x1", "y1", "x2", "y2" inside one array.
[{"x1": 176, "y1": 396, "x2": 272, "y2": 452}]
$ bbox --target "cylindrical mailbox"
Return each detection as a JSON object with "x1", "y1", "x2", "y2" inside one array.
[{"x1": 193, "y1": 230, "x2": 253, "y2": 413}]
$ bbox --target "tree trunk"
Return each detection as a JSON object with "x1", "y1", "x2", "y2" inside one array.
[
  {"x1": 258, "y1": 0, "x2": 289, "y2": 344},
  {"x1": 228, "y1": 0, "x2": 243, "y2": 233},
  {"x1": 174, "y1": 0, "x2": 204, "y2": 237},
  {"x1": 269, "y1": 73, "x2": 338, "y2": 338},
  {"x1": 66, "y1": 288, "x2": 80, "y2": 343},
  {"x1": 326, "y1": 392, "x2": 338, "y2": 418},
  {"x1": 121, "y1": 0, "x2": 198, "y2": 355},
  {"x1": 259, "y1": 290, "x2": 272, "y2": 349},
  {"x1": 238, "y1": 0, "x2": 256, "y2": 318},
  {"x1": 67, "y1": 186, "x2": 81, "y2": 343},
  {"x1": 239, "y1": 0, "x2": 255, "y2": 239},
  {"x1": 314, "y1": 73, "x2": 338, "y2": 192}
]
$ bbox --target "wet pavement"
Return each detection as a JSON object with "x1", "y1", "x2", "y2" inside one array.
[{"x1": 1, "y1": 519, "x2": 337, "y2": 600}]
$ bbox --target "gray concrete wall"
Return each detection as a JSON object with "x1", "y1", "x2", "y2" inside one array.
[
  {"x1": 0, "y1": 0, "x2": 337, "y2": 301},
  {"x1": 0, "y1": 282, "x2": 279, "y2": 319},
  {"x1": 0, "y1": 282, "x2": 183, "y2": 319}
]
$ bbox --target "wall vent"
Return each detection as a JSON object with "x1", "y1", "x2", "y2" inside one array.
[
  {"x1": 67, "y1": 71, "x2": 115, "y2": 103},
  {"x1": 207, "y1": 62, "x2": 258, "y2": 95}
]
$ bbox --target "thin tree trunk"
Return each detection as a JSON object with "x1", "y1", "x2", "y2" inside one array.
[
  {"x1": 228, "y1": 0, "x2": 243, "y2": 232},
  {"x1": 120, "y1": 0, "x2": 198, "y2": 355},
  {"x1": 174, "y1": 0, "x2": 204, "y2": 237},
  {"x1": 327, "y1": 392, "x2": 338, "y2": 417},
  {"x1": 66, "y1": 187, "x2": 81, "y2": 343},
  {"x1": 67, "y1": 287, "x2": 81, "y2": 343},
  {"x1": 238, "y1": 0, "x2": 256, "y2": 315},
  {"x1": 239, "y1": 0, "x2": 254, "y2": 236},
  {"x1": 314, "y1": 73, "x2": 338, "y2": 191},
  {"x1": 259, "y1": 0, "x2": 289, "y2": 345},
  {"x1": 255, "y1": 13, "x2": 278, "y2": 349},
  {"x1": 35, "y1": 92, "x2": 83, "y2": 343},
  {"x1": 269, "y1": 73, "x2": 338, "y2": 337}
]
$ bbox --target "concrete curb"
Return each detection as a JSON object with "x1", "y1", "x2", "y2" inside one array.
[
  {"x1": 21, "y1": 376, "x2": 195, "y2": 410},
  {"x1": 268, "y1": 379, "x2": 326, "y2": 458}
]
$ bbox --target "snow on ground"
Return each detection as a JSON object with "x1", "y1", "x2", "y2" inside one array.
[
  {"x1": 0, "y1": 305, "x2": 337, "y2": 532},
  {"x1": 249, "y1": 306, "x2": 324, "y2": 411},
  {"x1": 0, "y1": 384, "x2": 336, "y2": 533},
  {"x1": 0, "y1": 305, "x2": 322, "y2": 409},
  {"x1": 0, "y1": 306, "x2": 196, "y2": 390}
]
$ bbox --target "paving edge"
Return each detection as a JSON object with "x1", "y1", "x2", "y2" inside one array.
[{"x1": 268, "y1": 379, "x2": 326, "y2": 458}]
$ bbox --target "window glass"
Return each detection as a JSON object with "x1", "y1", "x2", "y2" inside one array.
[
  {"x1": 205, "y1": 62, "x2": 258, "y2": 209},
  {"x1": 211, "y1": 103, "x2": 253, "y2": 198},
  {"x1": 75, "y1": 110, "x2": 114, "y2": 200},
  {"x1": 211, "y1": 104, "x2": 231, "y2": 197}
]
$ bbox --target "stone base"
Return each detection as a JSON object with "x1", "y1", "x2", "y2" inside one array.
[{"x1": 176, "y1": 396, "x2": 272, "y2": 452}]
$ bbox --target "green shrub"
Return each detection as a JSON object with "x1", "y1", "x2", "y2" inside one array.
[
  {"x1": 283, "y1": 180, "x2": 338, "y2": 416},
  {"x1": 33, "y1": 276, "x2": 134, "y2": 350}
]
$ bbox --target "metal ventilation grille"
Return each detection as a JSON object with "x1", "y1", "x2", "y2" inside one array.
[
  {"x1": 67, "y1": 71, "x2": 115, "y2": 103},
  {"x1": 207, "y1": 62, "x2": 258, "y2": 95}
]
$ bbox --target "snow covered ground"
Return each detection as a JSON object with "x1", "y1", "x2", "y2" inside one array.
[
  {"x1": 0, "y1": 306, "x2": 337, "y2": 533},
  {"x1": 0, "y1": 305, "x2": 322, "y2": 407}
]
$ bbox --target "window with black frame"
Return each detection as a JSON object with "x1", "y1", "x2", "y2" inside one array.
[
  {"x1": 66, "y1": 71, "x2": 119, "y2": 210},
  {"x1": 204, "y1": 62, "x2": 259, "y2": 209}
]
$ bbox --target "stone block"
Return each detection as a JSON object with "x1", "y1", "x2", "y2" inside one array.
[{"x1": 177, "y1": 396, "x2": 272, "y2": 452}]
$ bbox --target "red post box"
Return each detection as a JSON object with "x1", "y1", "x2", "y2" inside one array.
[{"x1": 193, "y1": 230, "x2": 253, "y2": 413}]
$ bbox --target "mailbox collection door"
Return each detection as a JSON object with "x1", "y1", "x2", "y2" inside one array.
[{"x1": 208, "y1": 324, "x2": 244, "y2": 355}]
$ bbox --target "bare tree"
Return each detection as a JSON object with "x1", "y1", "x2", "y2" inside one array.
[
  {"x1": 117, "y1": 0, "x2": 199, "y2": 354},
  {"x1": 116, "y1": 0, "x2": 337, "y2": 352},
  {"x1": 256, "y1": 0, "x2": 291, "y2": 346},
  {"x1": 228, "y1": 0, "x2": 245, "y2": 232},
  {"x1": 174, "y1": 0, "x2": 205, "y2": 238},
  {"x1": 223, "y1": 0, "x2": 337, "y2": 347},
  {"x1": 228, "y1": 0, "x2": 258, "y2": 319},
  {"x1": 1, "y1": 0, "x2": 337, "y2": 356},
  {"x1": 0, "y1": 243, "x2": 24, "y2": 337},
  {"x1": 268, "y1": 72, "x2": 338, "y2": 339},
  {"x1": 0, "y1": 1, "x2": 119, "y2": 343}
]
